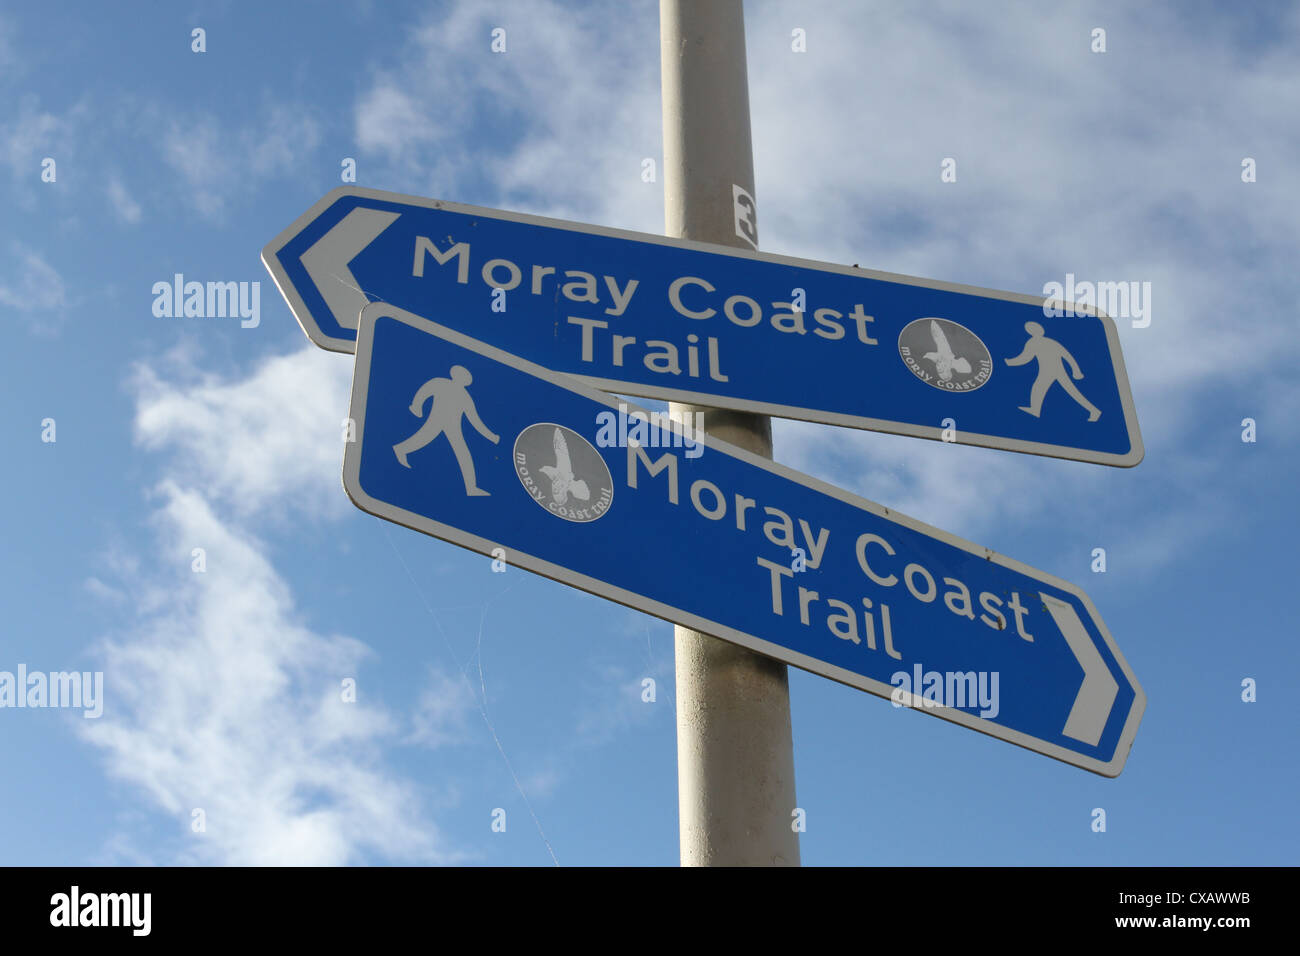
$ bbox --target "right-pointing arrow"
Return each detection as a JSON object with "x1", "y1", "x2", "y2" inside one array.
[
  {"x1": 1042, "y1": 593, "x2": 1119, "y2": 746},
  {"x1": 300, "y1": 207, "x2": 400, "y2": 331}
]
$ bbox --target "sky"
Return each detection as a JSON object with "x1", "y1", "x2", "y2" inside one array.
[{"x1": 2, "y1": 0, "x2": 1297, "y2": 866}]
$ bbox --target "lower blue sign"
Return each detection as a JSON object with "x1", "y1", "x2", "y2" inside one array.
[{"x1": 344, "y1": 303, "x2": 1146, "y2": 775}]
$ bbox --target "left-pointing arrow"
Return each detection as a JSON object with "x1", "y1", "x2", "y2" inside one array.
[{"x1": 298, "y1": 208, "x2": 400, "y2": 332}]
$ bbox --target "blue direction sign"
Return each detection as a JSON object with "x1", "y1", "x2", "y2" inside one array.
[
  {"x1": 266, "y1": 187, "x2": 1143, "y2": 467},
  {"x1": 344, "y1": 302, "x2": 1146, "y2": 774}
]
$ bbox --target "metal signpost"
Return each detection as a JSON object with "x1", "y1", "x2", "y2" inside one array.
[
  {"x1": 659, "y1": 0, "x2": 797, "y2": 867},
  {"x1": 343, "y1": 302, "x2": 1145, "y2": 777}
]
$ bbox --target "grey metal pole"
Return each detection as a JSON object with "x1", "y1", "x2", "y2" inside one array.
[{"x1": 660, "y1": 0, "x2": 801, "y2": 867}]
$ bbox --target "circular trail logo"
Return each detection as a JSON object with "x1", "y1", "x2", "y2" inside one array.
[
  {"x1": 898, "y1": 317, "x2": 993, "y2": 392},
  {"x1": 514, "y1": 423, "x2": 614, "y2": 523}
]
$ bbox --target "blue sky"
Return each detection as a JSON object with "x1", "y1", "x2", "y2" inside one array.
[{"x1": 2, "y1": 0, "x2": 1297, "y2": 866}]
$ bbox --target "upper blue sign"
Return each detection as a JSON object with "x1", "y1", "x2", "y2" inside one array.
[
  {"x1": 343, "y1": 302, "x2": 1146, "y2": 775},
  {"x1": 267, "y1": 187, "x2": 1143, "y2": 466}
]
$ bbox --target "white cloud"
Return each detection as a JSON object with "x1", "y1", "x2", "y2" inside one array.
[
  {"x1": 162, "y1": 117, "x2": 225, "y2": 218},
  {"x1": 162, "y1": 105, "x2": 322, "y2": 219},
  {"x1": 743, "y1": 0, "x2": 1300, "y2": 400},
  {"x1": 249, "y1": 104, "x2": 323, "y2": 178},
  {"x1": 519, "y1": 766, "x2": 563, "y2": 800},
  {"x1": 407, "y1": 666, "x2": 478, "y2": 748},
  {"x1": 84, "y1": 576, "x2": 127, "y2": 605},
  {"x1": 79, "y1": 478, "x2": 458, "y2": 865},
  {"x1": 71, "y1": 338, "x2": 474, "y2": 864},
  {"x1": 132, "y1": 345, "x2": 353, "y2": 522},
  {"x1": 351, "y1": 0, "x2": 663, "y2": 228},
  {"x1": 355, "y1": 81, "x2": 436, "y2": 160},
  {"x1": 0, "y1": 95, "x2": 67, "y2": 181},
  {"x1": 731, "y1": 0, "x2": 1300, "y2": 558},
  {"x1": 573, "y1": 665, "x2": 660, "y2": 750},
  {"x1": 106, "y1": 177, "x2": 141, "y2": 223},
  {"x1": 0, "y1": 242, "x2": 67, "y2": 317}
]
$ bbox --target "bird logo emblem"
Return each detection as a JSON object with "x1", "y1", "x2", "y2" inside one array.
[
  {"x1": 514, "y1": 422, "x2": 614, "y2": 522},
  {"x1": 539, "y1": 427, "x2": 591, "y2": 505},
  {"x1": 897, "y1": 317, "x2": 994, "y2": 392},
  {"x1": 922, "y1": 319, "x2": 973, "y2": 382}
]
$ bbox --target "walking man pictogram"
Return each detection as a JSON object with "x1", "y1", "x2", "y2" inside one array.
[
  {"x1": 1005, "y1": 321, "x2": 1101, "y2": 422},
  {"x1": 393, "y1": 365, "x2": 499, "y2": 496}
]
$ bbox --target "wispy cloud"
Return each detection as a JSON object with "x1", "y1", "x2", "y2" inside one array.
[
  {"x1": 355, "y1": 81, "x2": 436, "y2": 161},
  {"x1": 737, "y1": 0, "x2": 1300, "y2": 569},
  {"x1": 79, "y1": 481, "x2": 452, "y2": 865},
  {"x1": 573, "y1": 664, "x2": 660, "y2": 749},
  {"x1": 0, "y1": 95, "x2": 66, "y2": 181},
  {"x1": 162, "y1": 105, "x2": 322, "y2": 220},
  {"x1": 351, "y1": 0, "x2": 662, "y2": 227},
  {"x1": 84, "y1": 576, "x2": 128, "y2": 605},
  {"x1": 0, "y1": 242, "x2": 67, "y2": 328},
  {"x1": 77, "y1": 345, "x2": 464, "y2": 865},
  {"x1": 744, "y1": 0, "x2": 1300, "y2": 402},
  {"x1": 106, "y1": 177, "x2": 141, "y2": 223},
  {"x1": 407, "y1": 666, "x2": 478, "y2": 749},
  {"x1": 132, "y1": 345, "x2": 352, "y2": 523}
]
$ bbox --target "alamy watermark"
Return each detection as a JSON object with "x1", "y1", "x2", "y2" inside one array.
[
  {"x1": 151, "y1": 274, "x2": 260, "y2": 328},
  {"x1": 891, "y1": 664, "x2": 999, "y2": 719},
  {"x1": 1042, "y1": 273, "x2": 1151, "y2": 328},
  {"x1": 50, "y1": 886, "x2": 150, "y2": 936},
  {"x1": 594, "y1": 403, "x2": 705, "y2": 459},
  {"x1": 0, "y1": 665, "x2": 103, "y2": 718}
]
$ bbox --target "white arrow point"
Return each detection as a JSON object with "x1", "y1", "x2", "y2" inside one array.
[
  {"x1": 300, "y1": 207, "x2": 401, "y2": 331},
  {"x1": 1041, "y1": 593, "x2": 1119, "y2": 746}
]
